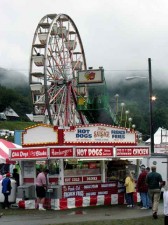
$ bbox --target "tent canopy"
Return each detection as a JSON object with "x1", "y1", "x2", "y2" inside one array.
[
  {"x1": 0, "y1": 139, "x2": 21, "y2": 164},
  {"x1": 145, "y1": 127, "x2": 168, "y2": 144}
]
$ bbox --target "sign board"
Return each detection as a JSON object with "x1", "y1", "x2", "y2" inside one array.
[
  {"x1": 10, "y1": 147, "x2": 48, "y2": 160},
  {"x1": 22, "y1": 124, "x2": 58, "y2": 146},
  {"x1": 22, "y1": 161, "x2": 35, "y2": 178},
  {"x1": 116, "y1": 146, "x2": 150, "y2": 157},
  {"x1": 64, "y1": 125, "x2": 136, "y2": 144},
  {"x1": 49, "y1": 147, "x2": 74, "y2": 158},
  {"x1": 64, "y1": 177, "x2": 82, "y2": 183},
  {"x1": 75, "y1": 147, "x2": 114, "y2": 158},
  {"x1": 62, "y1": 182, "x2": 118, "y2": 198},
  {"x1": 78, "y1": 69, "x2": 103, "y2": 84}
]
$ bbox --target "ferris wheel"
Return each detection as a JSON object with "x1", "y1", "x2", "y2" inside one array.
[{"x1": 29, "y1": 14, "x2": 87, "y2": 126}]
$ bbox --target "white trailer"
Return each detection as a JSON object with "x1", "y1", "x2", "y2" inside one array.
[{"x1": 141, "y1": 154, "x2": 168, "y2": 183}]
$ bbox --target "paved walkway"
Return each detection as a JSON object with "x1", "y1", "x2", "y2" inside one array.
[{"x1": 0, "y1": 203, "x2": 164, "y2": 225}]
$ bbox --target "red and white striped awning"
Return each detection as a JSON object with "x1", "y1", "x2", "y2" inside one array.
[{"x1": 0, "y1": 139, "x2": 21, "y2": 164}]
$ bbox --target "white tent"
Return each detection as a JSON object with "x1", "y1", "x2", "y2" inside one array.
[
  {"x1": 0, "y1": 139, "x2": 21, "y2": 164},
  {"x1": 145, "y1": 127, "x2": 168, "y2": 144},
  {"x1": 146, "y1": 127, "x2": 168, "y2": 144}
]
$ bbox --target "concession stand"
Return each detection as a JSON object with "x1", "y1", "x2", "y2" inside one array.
[{"x1": 9, "y1": 124, "x2": 150, "y2": 210}]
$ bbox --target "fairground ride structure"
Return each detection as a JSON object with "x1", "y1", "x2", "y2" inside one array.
[{"x1": 29, "y1": 14, "x2": 117, "y2": 126}]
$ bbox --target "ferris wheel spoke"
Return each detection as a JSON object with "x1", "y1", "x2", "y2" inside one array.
[
  {"x1": 49, "y1": 85, "x2": 65, "y2": 104},
  {"x1": 30, "y1": 13, "x2": 87, "y2": 125},
  {"x1": 48, "y1": 48, "x2": 63, "y2": 76}
]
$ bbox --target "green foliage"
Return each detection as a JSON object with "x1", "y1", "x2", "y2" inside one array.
[
  {"x1": 108, "y1": 80, "x2": 168, "y2": 140},
  {"x1": 0, "y1": 121, "x2": 37, "y2": 130},
  {"x1": 0, "y1": 85, "x2": 33, "y2": 120},
  {"x1": 1, "y1": 72, "x2": 168, "y2": 141}
]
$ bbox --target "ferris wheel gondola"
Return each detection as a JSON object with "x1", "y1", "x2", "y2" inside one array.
[{"x1": 29, "y1": 14, "x2": 87, "y2": 126}]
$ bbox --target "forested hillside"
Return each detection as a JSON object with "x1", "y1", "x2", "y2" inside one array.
[
  {"x1": 0, "y1": 67, "x2": 168, "y2": 140},
  {"x1": 0, "y1": 85, "x2": 33, "y2": 121},
  {"x1": 108, "y1": 79, "x2": 168, "y2": 139},
  {"x1": 0, "y1": 67, "x2": 33, "y2": 121}
]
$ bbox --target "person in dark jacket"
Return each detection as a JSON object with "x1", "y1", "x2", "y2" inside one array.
[
  {"x1": 2, "y1": 172, "x2": 12, "y2": 209},
  {"x1": 137, "y1": 165, "x2": 149, "y2": 209},
  {"x1": 12, "y1": 168, "x2": 20, "y2": 187},
  {"x1": 146, "y1": 166, "x2": 163, "y2": 219}
]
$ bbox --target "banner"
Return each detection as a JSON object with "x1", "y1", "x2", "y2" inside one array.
[
  {"x1": 10, "y1": 147, "x2": 48, "y2": 159},
  {"x1": 116, "y1": 146, "x2": 150, "y2": 157},
  {"x1": 75, "y1": 147, "x2": 113, "y2": 158},
  {"x1": 49, "y1": 147, "x2": 73, "y2": 158},
  {"x1": 64, "y1": 125, "x2": 136, "y2": 144}
]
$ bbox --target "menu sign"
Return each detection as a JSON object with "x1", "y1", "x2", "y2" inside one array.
[
  {"x1": 116, "y1": 146, "x2": 150, "y2": 157},
  {"x1": 76, "y1": 147, "x2": 113, "y2": 158},
  {"x1": 49, "y1": 147, "x2": 73, "y2": 158},
  {"x1": 83, "y1": 175, "x2": 101, "y2": 182},
  {"x1": 10, "y1": 147, "x2": 48, "y2": 159},
  {"x1": 64, "y1": 125, "x2": 136, "y2": 144},
  {"x1": 64, "y1": 177, "x2": 82, "y2": 183},
  {"x1": 62, "y1": 182, "x2": 118, "y2": 198}
]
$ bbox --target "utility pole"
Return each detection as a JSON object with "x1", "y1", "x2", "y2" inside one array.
[{"x1": 148, "y1": 58, "x2": 154, "y2": 153}]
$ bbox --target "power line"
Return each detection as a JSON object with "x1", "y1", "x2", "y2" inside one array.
[{"x1": 104, "y1": 69, "x2": 148, "y2": 72}]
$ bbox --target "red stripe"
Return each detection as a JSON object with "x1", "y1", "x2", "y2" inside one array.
[
  {"x1": 75, "y1": 197, "x2": 83, "y2": 208},
  {"x1": 0, "y1": 139, "x2": 17, "y2": 148},
  {"x1": 0, "y1": 139, "x2": 19, "y2": 161},
  {"x1": 23, "y1": 178, "x2": 34, "y2": 183},
  {"x1": 133, "y1": 192, "x2": 137, "y2": 202},
  {"x1": 90, "y1": 196, "x2": 97, "y2": 206},
  {"x1": 18, "y1": 200, "x2": 25, "y2": 209},
  {"x1": 44, "y1": 198, "x2": 51, "y2": 209},
  {"x1": 104, "y1": 195, "x2": 111, "y2": 205},
  {"x1": 0, "y1": 152, "x2": 8, "y2": 159},
  {"x1": 118, "y1": 193, "x2": 125, "y2": 204},
  {"x1": 0, "y1": 148, "x2": 8, "y2": 158},
  {"x1": 59, "y1": 198, "x2": 68, "y2": 210}
]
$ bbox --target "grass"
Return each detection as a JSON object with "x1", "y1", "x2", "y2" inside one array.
[
  {"x1": 0, "y1": 121, "x2": 37, "y2": 142},
  {"x1": 0, "y1": 121, "x2": 36, "y2": 131}
]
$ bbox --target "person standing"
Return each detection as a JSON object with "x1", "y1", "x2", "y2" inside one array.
[
  {"x1": 146, "y1": 167, "x2": 152, "y2": 208},
  {"x1": 36, "y1": 168, "x2": 49, "y2": 210},
  {"x1": 124, "y1": 171, "x2": 135, "y2": 207},
  {"x1": 12, "y1": 168, "x2": 20, "y2": 187},
  {"x1": 137, "y1": 165, "x2": 149, "y2": 209},
  {"x1": 2, "y1": 172, "x2": 12, "y2": 209},
  {"x1": 146, "y1": 166, "x2": 163, "y2": 219}
]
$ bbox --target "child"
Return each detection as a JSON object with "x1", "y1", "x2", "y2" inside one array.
[{"x1": 2, "y1": 172, "x2": 12, "y2": 209}]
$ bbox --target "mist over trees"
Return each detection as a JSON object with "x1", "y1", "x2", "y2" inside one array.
[
  {"x1": 0, "y1": 68, "x2": 33, "y2": 121},
  {"x1": 107, "y1": 78, "x2": 168, "y2": 139},
  {"x1": 0, "y1": 67, "x2": 168, "y2": 140}
]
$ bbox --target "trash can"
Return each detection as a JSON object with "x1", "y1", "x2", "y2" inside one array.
[{"x1": 17, "y1": 185, "x2": 35, "y2": 200}]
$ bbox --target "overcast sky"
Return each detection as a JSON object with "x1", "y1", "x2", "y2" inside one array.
[{"x1": 1, "y1": 0, "x2": 168, "y2": 83}]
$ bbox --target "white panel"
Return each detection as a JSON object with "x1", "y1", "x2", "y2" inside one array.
[
  {"x1": 82, "y1": 196, "x2": 90, "y2": 207},
  {"x1": 67, "y1": 197, "x2": 76, "y2": 209},
  {"x1": 97, "y1": 195, "x2": 104, "y2": 205},
  {"x1": 111, "y1": 194, "x2": 118, "y2": 204},
  {"x1": 23, "y1": 126, "x2": 58, "y2": 144}
]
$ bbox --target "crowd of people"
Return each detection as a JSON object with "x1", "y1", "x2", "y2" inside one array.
[
  {"x1": 124, "y1": 165, "x2": 166, "y2": 221},
  {"x1": 1, "y1": 165, "x2": 168, "y2": 224},
  {"x1": 0, "y1": 167, "x2": 49, "y2": 211}
]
